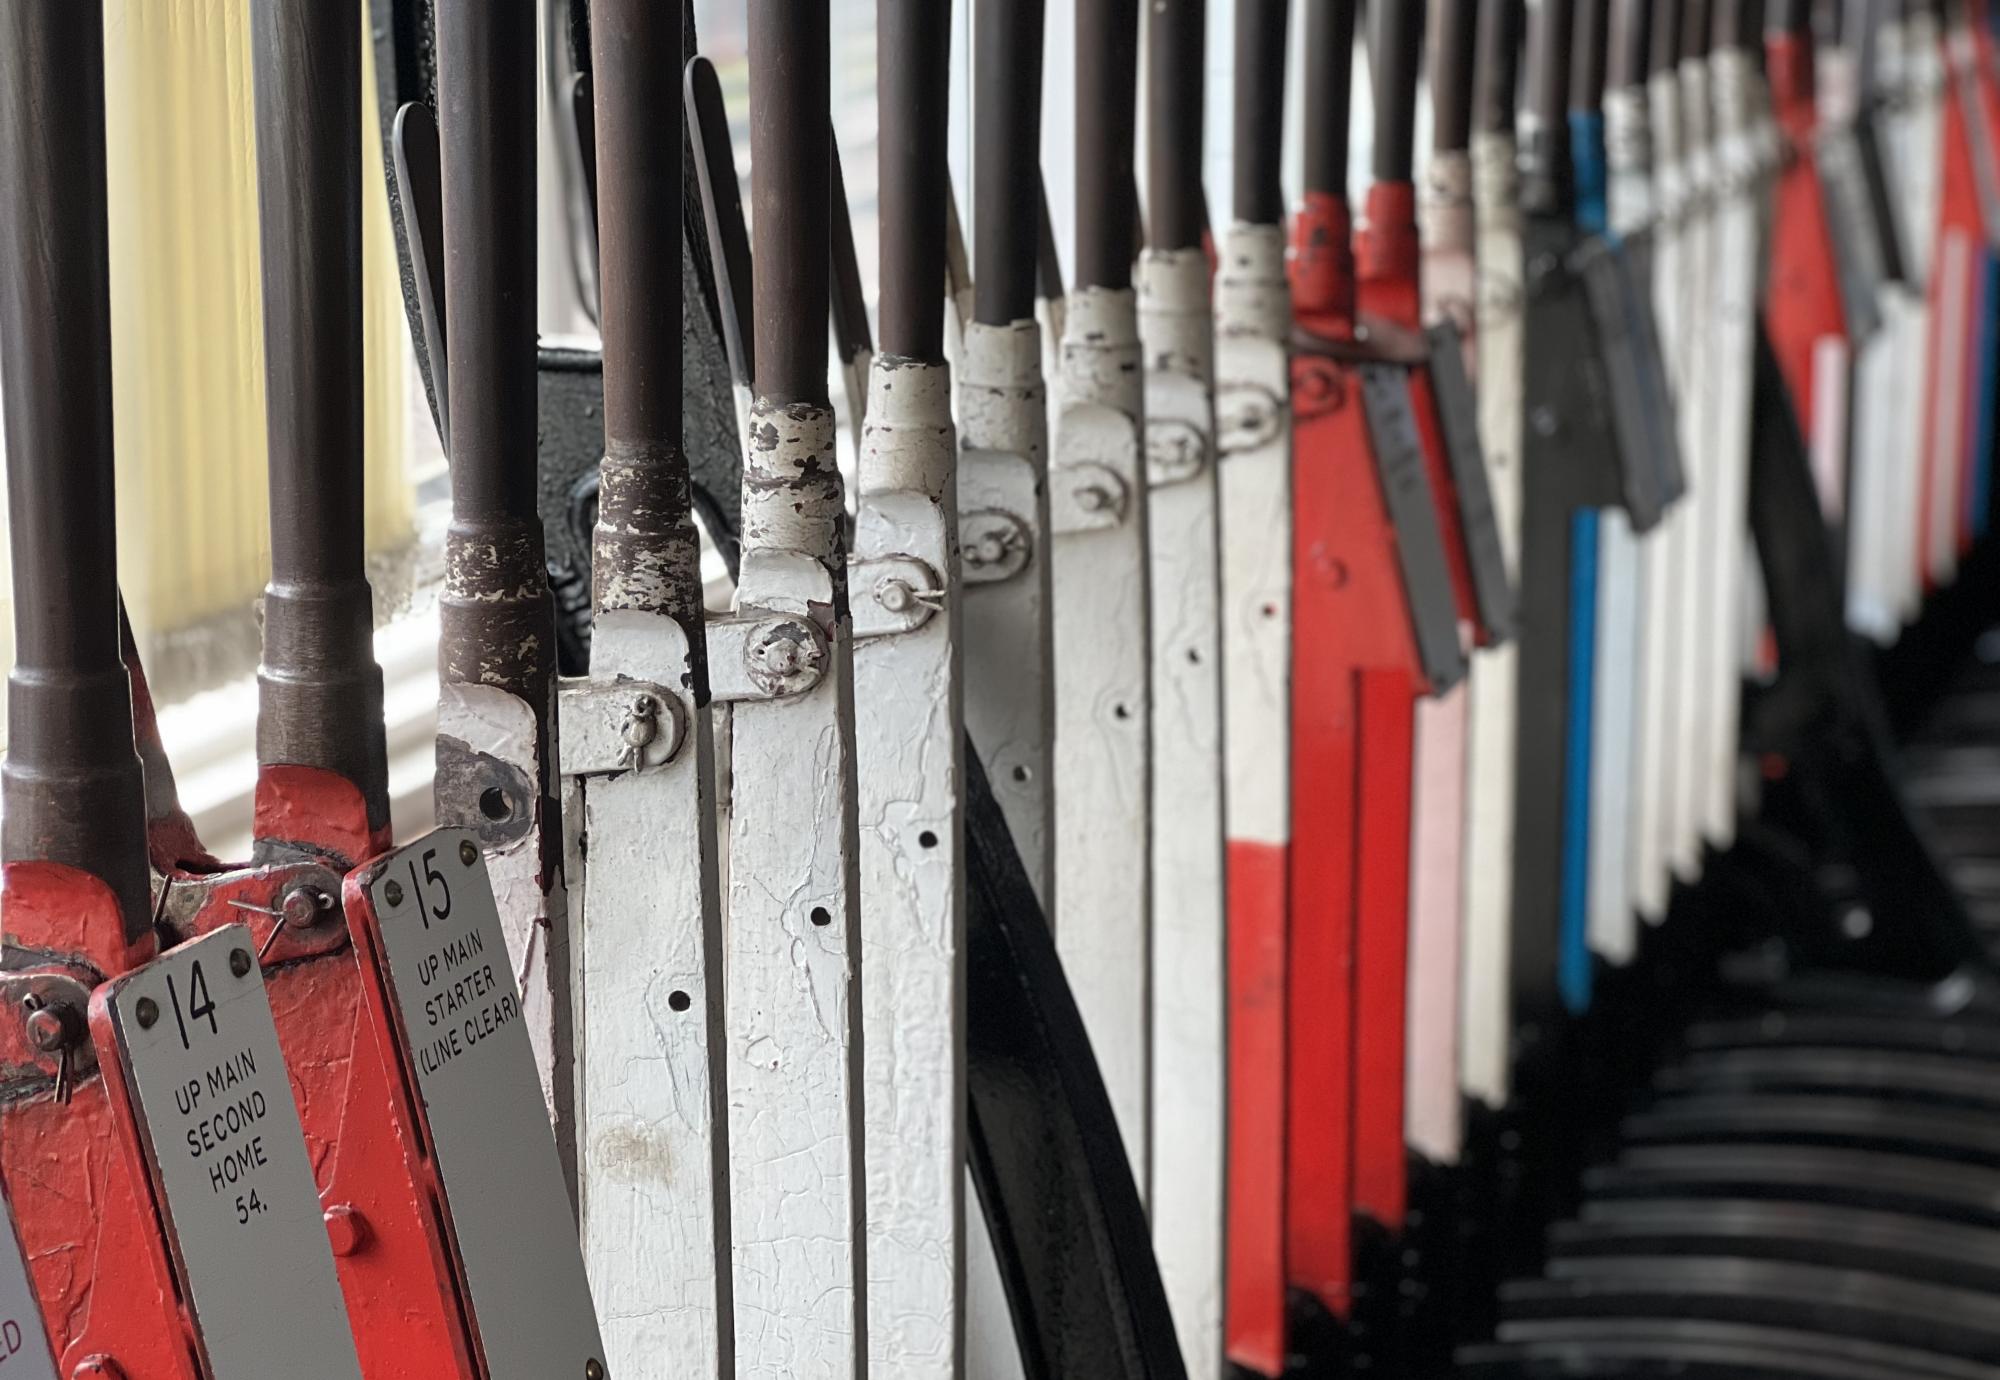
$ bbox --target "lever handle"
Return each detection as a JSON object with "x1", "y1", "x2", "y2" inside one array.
[
  {"x1": 252, "y1": 0, "x2": 391, "y2": 835},
  {"x1": 0, "y1": 0, "x2": 152, "y2": 940}
]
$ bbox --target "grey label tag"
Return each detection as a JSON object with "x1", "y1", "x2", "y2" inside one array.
[
  {"x1": 1358, "y1": 362, "x2": 1469, "y2": 693},
  {"x1": 1577, "y1": 239, "x2": 1668, "y2": 530},
  {"x1": 0, "y1": 1192, "x2": 55, "y2": 1380},
  {"x1": 106, "y1": 925, "x2": 362, "y2": 1380},
  {"x1": 1425, "y1": 323, "x2": 1517, "y2": 643},
  {"x1": 1818, "y1": 126, "x2": 1887, "y2": 341},
  {"x1": 367, "y1": 830, "x2": 606, "y2": 1380},
  {"x1": 1616, "y1": 232, "x2": 1688, "y2": 505}
]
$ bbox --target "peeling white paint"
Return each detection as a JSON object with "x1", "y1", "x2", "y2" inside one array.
[
  {"x1": 1051, "y1": 284, "x2": 1153, "y2": 1194},
  {"x1": 1216, "y1": 223, "x2": 1294, "y2": 850},
  {"x1": 958, "y1": 322, "x2": 1055, "y2": 912},
  {"x1": 1140, "y1": 247, "x2": 1225, "y2": 1380},
  {"x1": 853, "y1": 359, "x2": 967, "y2": 1380},
  {"x1": 727, "y1": 402, "x2": 868, "y2": 1380},
  {"x1": 437, "y1": 681, "x2": 563, "y2": 1116},
  {"x1": 566, "y1": 608, "x2": 732, "y2": 1378}
]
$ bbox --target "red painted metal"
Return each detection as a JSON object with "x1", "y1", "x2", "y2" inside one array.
[
  {"x1": 1347, "y1": 176, "x2": 1481, "y2": 1233},
  {"x1": 145, "y1": 766, "x2": 479, "y2": 1379},
  {"x1": 1761, "y1": 27, "x2": 1848, "y2": 516},
  {"x1": 1286, "y1": 185, "x2": 1444, "y2": 1313},
  {"x1": 1225, "y1": 838, "x2": 1288, "y2": 1374},
  {"x1": 0, "y1": 863, "x2": 199, "y2": 1379}
]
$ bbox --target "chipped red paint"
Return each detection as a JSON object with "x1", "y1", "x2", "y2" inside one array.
[
  {"x1": 167, "y1": 854, "x2": 478, "y2": 1380},
  {"x1": 253, "y1": 766, "x2": 394, "y2": 869},
  {"x1": 1224, "y1": 838, "x2": 1288, "y2": 1375},
  {"x1": 0, "y1": 862, "x2": 196, "y2": 1379},
  {"x1": 1287, "y1": 175, "x2": 1443, "y2": 1305}
]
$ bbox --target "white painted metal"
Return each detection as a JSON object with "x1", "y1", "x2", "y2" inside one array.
[
  {"x1": 1411, "y1": 151, "x2": 1475, "y2": 1163},
  {"x1": 959, "y1": 320, "x2": 1057, "y2": 907},
  {"x1": 1460, "y1": 129, "x2": 1523, "y2": 1110},
  {"x1": 1217, "y1": 223, "x2": 1294, "y2": 854},
  {"x1": 0, "y1": 1189, "x2": 54, "y2": 1380},
  {"x1": 1672, "y1": 53, "x2": 1718, "y2": 880},
  {"x1": 1632, "y1": 64, "x2": 1688, "y2": 924},
  {"x1": 853, "y1": 358, "x2": 968, "y2": 1380},
  {"x1": 368, "y1": 833, "x2": 608, "y2": 1380},
  {"x1": 1848, "y1": 19, "x2": 1917, "y2": 643},
  {"x1": 1139, "y1": 246, "x2": 1226, "y2": 1380},
  {"x1": 1587, "y1": 84, "x2": 1654, "y2": 970},
  {"x1": 957, "y1": 314, "x2": 1051, "y2": 1380},
  {"x1": 1701, "y1": 46, "x2": 1768, "y2": 853},
  {"x1": 107, "y1": 925, "x2": 364, "y2": 1380},
  {"x1": 726, "y1": 401, "x2": 868, "y2": 1379},
  {"x1": 1051, "y1": 284, "x2": 1154, "y2": 1193},
  {"x1": 563, "y1": 603, "x2": 731, "y2": 1376},
  {"x1": 436, "y1": 682, "x2": 567, "y2": 1115},
  {"x1": 1866, "y1": 17, "x2": 1934, "y2": 635}
]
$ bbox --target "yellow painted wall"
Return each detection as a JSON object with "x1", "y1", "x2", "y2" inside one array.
[{"x1": 100, "y1": 0, "x2": 413, "y2": 636}]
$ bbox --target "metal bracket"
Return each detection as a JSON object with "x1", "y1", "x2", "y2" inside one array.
[
  {"x1": 1050, "y1": 460, "x2": 1132, "y2": 533},
  {"x1": 960, "y1": 508, "x2": 1033, "y2": 584},
  {"x1": 707, "y1": 612, "x2": 831, "y2": 702},
  {"x1": 0, "y1": 970, "x2": 99, "y2": 1088},
  {"x1": 557, "y1": 678, "x2": 689, "y2": 777},
  {"x1": 1216, "y1": 380, "x2": 1286, "y2": 456},
  {"x1": 850, "y1": 555, "x2": 946, "y2": 639}
]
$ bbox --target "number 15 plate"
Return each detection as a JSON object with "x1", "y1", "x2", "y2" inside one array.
[
  {"x1": 358, "y1": 830, "x2": 606, "y2": 1380},
  {"x1": 101, "y1": 924, "x2": 363, "y2": 1380}
]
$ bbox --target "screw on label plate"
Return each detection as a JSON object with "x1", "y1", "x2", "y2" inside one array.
[
  {"x1": 323, "y1": 1204, "x2": 370, "y2": 1257},
  {"x1": 384, "y1": 879, "x2": 405, "y2": 907},
  {"x1": 24, "y1": 1004, "x2": 71, "y2": 1054},
  {"x1": 135, "y1": 997, "x2": 159, "y2": 1030},
  {"x1": 585, "y1": 1360, "x2": 606, "y2": 1380},
  {"x1": 229, "y1": 948, "x2": 253, "y2": 979},
  {"x1": 459, "y1": 839, "x2": 479, "y2": 867}
]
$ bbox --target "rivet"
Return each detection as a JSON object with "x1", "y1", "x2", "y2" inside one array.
[
  {"x1": 278, "y1": 885, "x2": 330, "y2": 929},
  {"x1": 25, "y1": 1007, "x2": 68, "y2": 1054},
  {"x1": 134, "y1": 997, "x2": 159, "y2": 1030},
  {"x1": 384, "y1": 880, "x2": 405, "y2": 907},
  {"x1": 71, "y1": 1357, "x2": 126, "y2": 1380},
  {"x1": 459, "y1": 840, "x2": 479, "y2": 867},
  {"x1": 323, "y1": 1204, "x2": 370, "y2": 1257},
  {"x1": 230, "y1": 949, "x2": 253, "y2": 979},
  {"x1": 585, "y1": 1361, "x2": 606, "y2": 1380}
]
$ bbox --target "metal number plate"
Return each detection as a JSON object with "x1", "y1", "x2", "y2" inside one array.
[
  {"x1": 0, "y1": 1190, "x2": 54, "y2": 1379},
  {"x1": 1616, "y1": 232, "x2": 1688, "y2": 506},
  {"x1": 365, "y1": 830, "x2": 607, "y2": 1380},
  {"x1": 1577, "y1": 239, "x2": 1668, "y2": 530},
  {"x1": 1425, "y1": 322, "x2": 1516, "y2": 643},
  {"x1": 1358, "y1": 362, "x2": 1468, "y2": 693},
  {"x1": 1817, "y1": 125, "x2": 1888, "y2": 342},
  {"x1": 103, "y1": 925, "x2": 362, "y2": 1380}
]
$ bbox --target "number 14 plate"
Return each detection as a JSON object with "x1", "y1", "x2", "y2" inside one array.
[{"x1": 101, "y1": 924, "x2": 363, "y2": 1380}]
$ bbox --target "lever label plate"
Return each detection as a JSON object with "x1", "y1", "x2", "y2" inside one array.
[
  {"x1": 105, "y1": 925, "x2": 362, "y2": 1380},
  {"x1": 1358, "y1": 361, "x2": 1469, "y2": 693},
  {"x1": 365, "y1": 830, "x2": 606, "y2": 1380},
  {"x1": 0, "y1": 1189, "x2": 55, "y2": 1380},
  {"x1": 1426, "y1": 323, "x2": 1516, "y2": 643}
]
